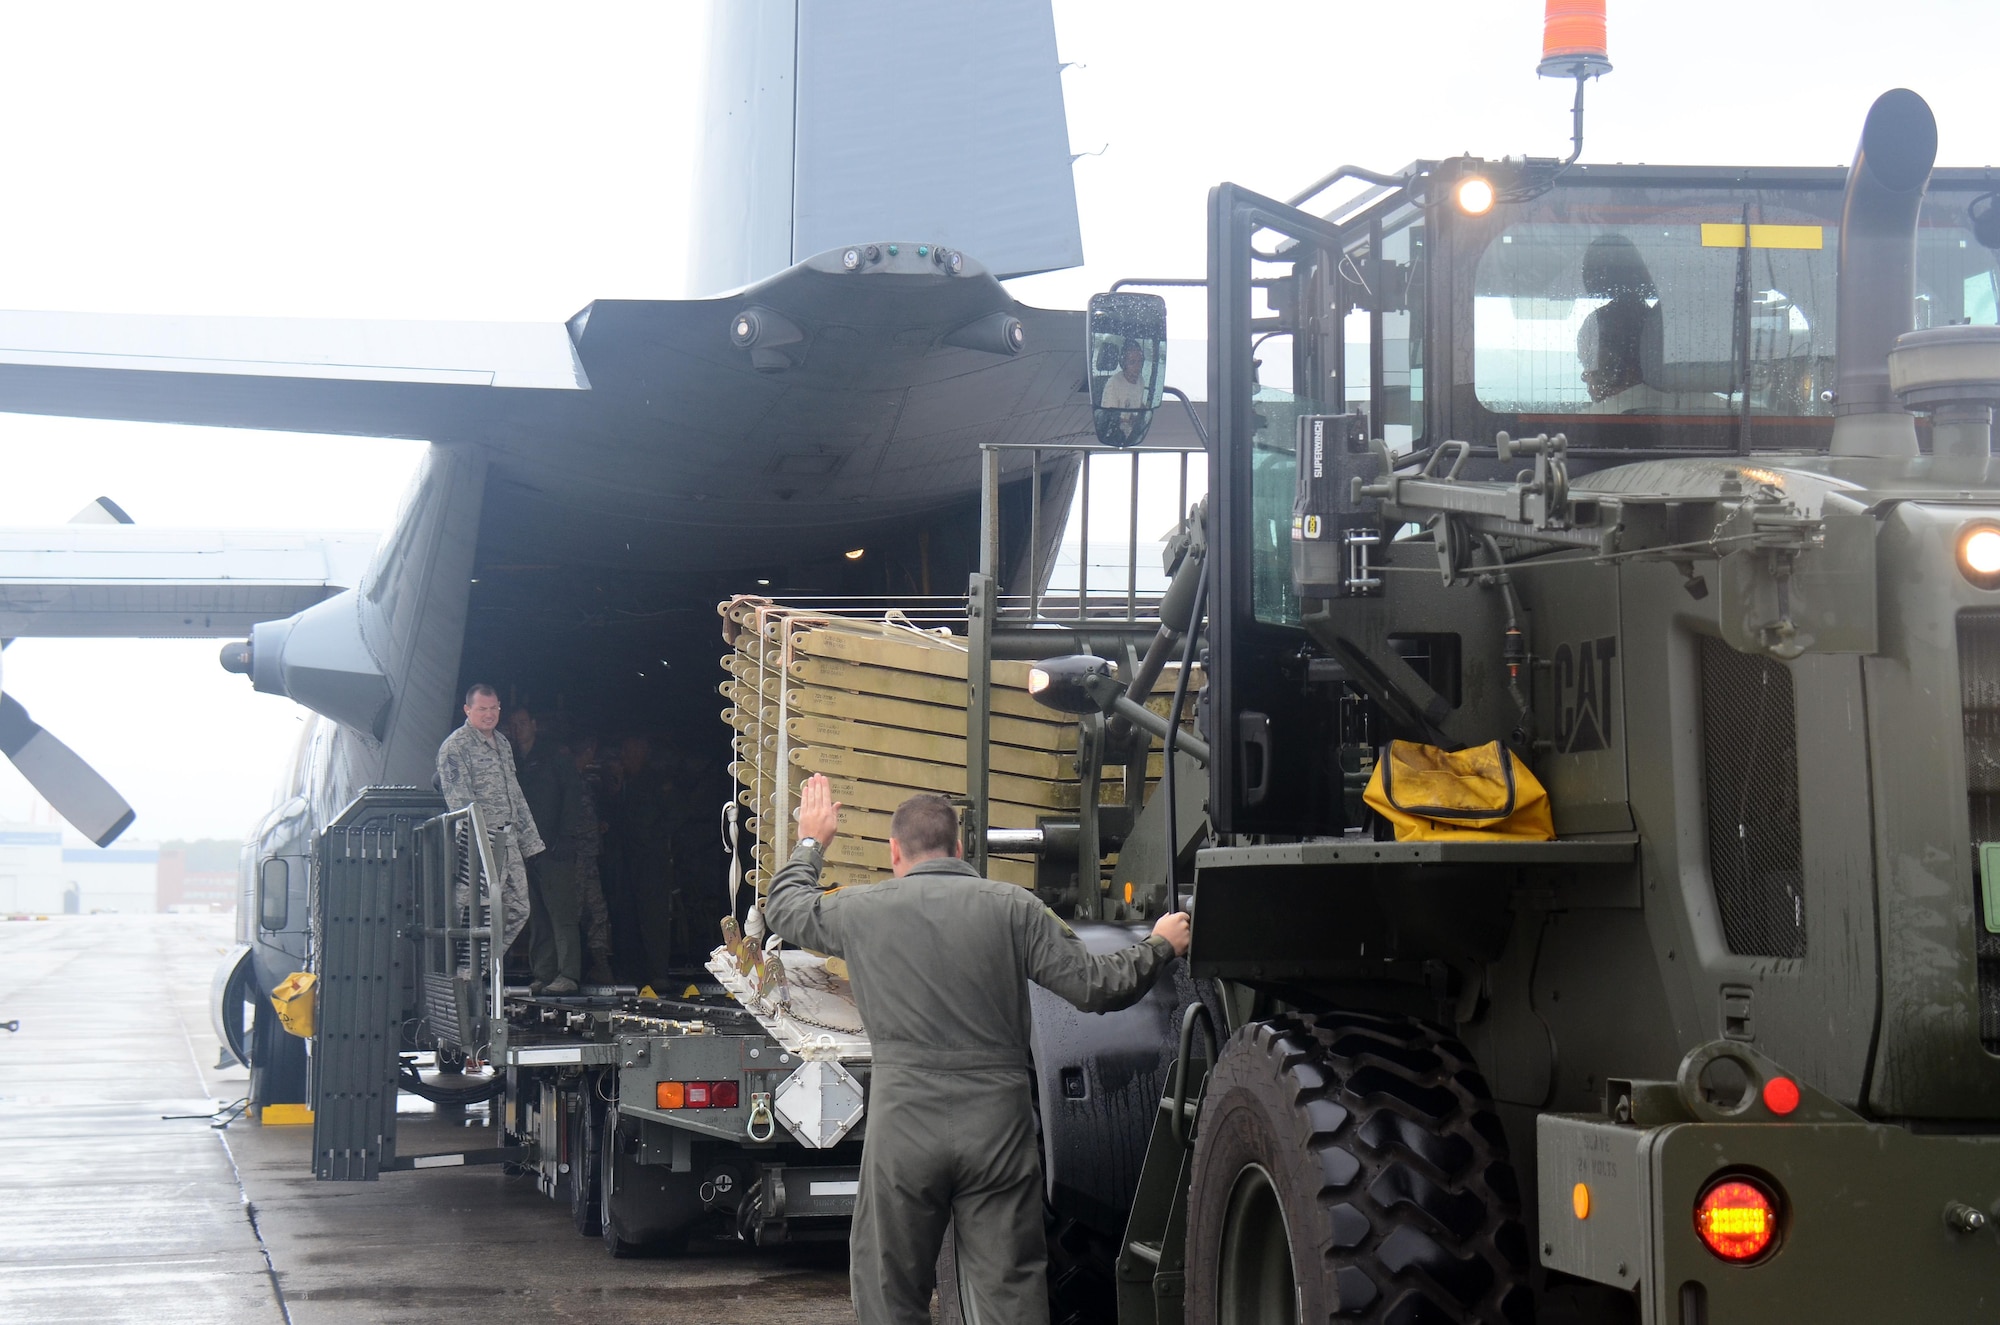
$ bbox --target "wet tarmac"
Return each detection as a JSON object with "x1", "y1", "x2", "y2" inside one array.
[{"x1": 0, "y1": 914, "x2": 855, "y2": 1324}]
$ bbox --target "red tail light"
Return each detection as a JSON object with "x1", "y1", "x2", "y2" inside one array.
[
  {"x1": 659, "y1": 1080, "x2": 741, "y2": 1110},
  {"x1": 1695, "y1": 1177, "x2": 1780, "y2": 1262}
]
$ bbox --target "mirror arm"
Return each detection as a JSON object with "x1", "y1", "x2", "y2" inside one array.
[
  {"x1": 1110, "y1": 276, "x2": 1206, "y2": 293},
  {"x1": 1161, "y1": 386, "x2": 1210, "y2": 447}
]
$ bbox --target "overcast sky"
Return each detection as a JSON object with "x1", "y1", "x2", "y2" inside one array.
[{"x1": 1, "y1": 0, "x2": 1993, "y2": 841}]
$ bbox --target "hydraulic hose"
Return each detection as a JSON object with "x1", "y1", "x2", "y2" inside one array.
[{"x1": 1481, "y1": 534, "x2": 1533, "y2": 739}]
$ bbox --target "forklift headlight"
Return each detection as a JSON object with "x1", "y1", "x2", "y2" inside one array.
[
  {"x1": 1027, "y1": 655, "x2": 1113, "y2": 715},
  {"x1": 1958, "y1": 523, "x2": 2000, "y2": 589},
  {"x1": 1455, "y1": 176, "x2": 1495, "y2": 216}
]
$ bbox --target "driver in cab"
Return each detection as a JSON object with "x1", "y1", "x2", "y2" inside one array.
[{"x1": 1097, "y1": 338, "x2": 1152, "y2": 445}]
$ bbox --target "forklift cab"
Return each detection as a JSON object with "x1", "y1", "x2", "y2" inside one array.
[{"x1": 1202, "y1": 157, "x2": 2000, "y2": 839}]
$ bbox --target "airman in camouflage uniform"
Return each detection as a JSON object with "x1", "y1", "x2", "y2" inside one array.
[
  {"x1": 571, "y1": 736, "x2": 616, "y2": 984},
  {"x1": 436, "y1": 683, "x2": 544, "y2": 949}
]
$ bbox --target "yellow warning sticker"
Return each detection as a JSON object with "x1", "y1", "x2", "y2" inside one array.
[{"x1": 1700, "y1": 223, "x2": 1824, "y2": 250}]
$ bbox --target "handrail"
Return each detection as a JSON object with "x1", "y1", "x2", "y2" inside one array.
[{"x1": 1170, "y1": 1001, "x2": 1219, "y2": 1150}]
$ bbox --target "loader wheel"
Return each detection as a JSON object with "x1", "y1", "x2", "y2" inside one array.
[
  {"x1": 599, "y1": 1114, "x2": 643, "y2": 1258},
  {"x1": 571, "y1": 1086, "x2": 602, "y2": 1237},
  {"x1": 1185, "y1": 1012, "x2": 1533, "y2": 1324}
]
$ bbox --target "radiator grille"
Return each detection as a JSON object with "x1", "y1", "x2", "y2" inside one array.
[
  {"x1": 1955, "y1": 612, "x2": 2000, "y2": 1051},
  {"x1": 1701, "y1": 636, "x2": 1806, "y2": 959}
]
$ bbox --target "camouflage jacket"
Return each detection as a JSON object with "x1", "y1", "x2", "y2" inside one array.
[{"x1": 436, "y1": 723, "x2": 546, "y2": 856}]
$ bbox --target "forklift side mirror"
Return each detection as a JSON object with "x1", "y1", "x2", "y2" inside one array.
[{"x1": 1087, "y1": 292, "x2": 1167, "y2": 448}]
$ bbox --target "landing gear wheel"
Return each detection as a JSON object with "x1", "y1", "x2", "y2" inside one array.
[
  {"x1": 248, "y1": 993, "x2": 308, "y2": 1111},
  {"x1": 571, "y1": 1084, "x2": 603, "y2": 1237},
  {"x1": 1185, "y1": 1011, "x2": 1532, "y2": 1324}
]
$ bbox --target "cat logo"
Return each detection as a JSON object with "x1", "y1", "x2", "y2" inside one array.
[{"x1": 1553, "y1": 636, "x2": 1618, "y2": 754}]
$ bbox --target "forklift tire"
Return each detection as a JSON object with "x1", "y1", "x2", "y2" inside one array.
[
  {"x1": 571, "y1": 1087, "x2": 603, "y2": 1238},
  {"x1": 1184, "y1": 1011, "x2": 1532, "y2": 1324}
]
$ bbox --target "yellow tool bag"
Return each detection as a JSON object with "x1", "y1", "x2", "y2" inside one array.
[
  {"x1": 270, "y1": 971, "x2": 317, "y2": 1039},
  {"x1": 1363, "y1": 740, "x2": 1554, "y2": 842}
]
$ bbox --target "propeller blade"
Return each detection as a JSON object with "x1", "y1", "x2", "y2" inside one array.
[{"x1": 0, "y1": 693, "x2": 135, "y2": 846}]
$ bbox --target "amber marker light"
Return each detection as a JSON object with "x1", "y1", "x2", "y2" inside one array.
[
  {"x1": 1959, "y1": 524, "x2": 2000, "y2": 589},
  {"x1": 1572, "y1": 1183, "x2": 1591, "y2": 1219},
  {"x1": 1695, "y1": 1177, "x2": 1779, "y2": 1263},
  {"x1": 1538, "y1": 0, "x2": 1611, "y2": 78},
  {"x1": 1456, "y1": 176, "x2": 1495, "y2": 216},
  {"x1": 657, "y1": 1081, "x2": 686, "y2": 1109}
]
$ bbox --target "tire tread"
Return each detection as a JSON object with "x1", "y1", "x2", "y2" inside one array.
[{"x1": 1185, "y1": 1010, "x2": 1531, "y2": 1324}]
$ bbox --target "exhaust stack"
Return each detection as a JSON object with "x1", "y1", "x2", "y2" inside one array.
[{"x1": 1829, "y1": 89, "x2": 1938, "y2": 458}]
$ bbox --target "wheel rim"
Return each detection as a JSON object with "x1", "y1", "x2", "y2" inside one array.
[{"x1": 1216, "y1": 1163, "x2": 1298, "y2": 1325}]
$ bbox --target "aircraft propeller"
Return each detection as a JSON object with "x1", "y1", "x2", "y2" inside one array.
[
  {"x1": 0, "y1": 498, "x2": 140, "y2": 846},
  {"x1": 0, "y1": 646, "x2": 136, "y2": 847}
]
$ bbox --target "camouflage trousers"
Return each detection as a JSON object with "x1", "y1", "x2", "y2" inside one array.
[
  {"x1": 496, "y1": 836, "x2": 531, "y2": 949},
  {"x1": 451, "y1": 828, "x2": 530, "y2": 972},
  {"x1": 577, "y1": 856, "x2": 613, "y2": 961}
]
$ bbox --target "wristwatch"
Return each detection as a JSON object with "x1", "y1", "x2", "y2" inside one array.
[{"x1": 797, "y1": 836, "x2": 822, "y2": 854}]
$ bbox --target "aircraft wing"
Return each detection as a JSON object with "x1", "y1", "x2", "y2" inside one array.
[
  {"x1": 0, "y1": 307, "x2": 586, "y2": 440},
  {"x1": 0, "y1": 527, "x2": 377, "y2": 637}
]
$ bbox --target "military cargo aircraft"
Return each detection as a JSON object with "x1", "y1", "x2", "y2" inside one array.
[{"x1": 0, "y1": 0, "x2": 1103, "y2": 1105}]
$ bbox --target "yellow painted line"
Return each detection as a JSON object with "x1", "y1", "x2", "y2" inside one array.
[{"x1": 1700, "y1": 223, "x2": 1824, "y2": 250}]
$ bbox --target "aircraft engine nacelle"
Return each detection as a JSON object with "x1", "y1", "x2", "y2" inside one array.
[{"x1": 220, "y1": 587, "x2": 391, "y2": 738}]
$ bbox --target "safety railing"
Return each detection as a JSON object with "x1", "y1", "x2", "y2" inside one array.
[
  {"x1": 975, "y1": 440, "x2": 1207, "y2": 631},
  {"x1": 411, "y1": 803, "x2": 507, "y2": 1059},
  {"x1": 965, "y1": 439, "x2": 1207, "y2": 880}
]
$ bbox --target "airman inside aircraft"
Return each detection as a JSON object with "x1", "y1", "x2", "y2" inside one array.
[
  {"x1": 509, "y1": 706, "x2": 589, "y2": 995},
  {"x1": 436, "y1": 683, "x2": 545, "y2": 954},
  {"x1": 565, "y1": 731, "x2": 617, "y2": 986},
  {"x1": 601, "y1": 732, "x2": 668, "y2": 981}
]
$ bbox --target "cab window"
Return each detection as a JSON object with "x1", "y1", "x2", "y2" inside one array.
[{"x1": 1467, "y1": 184, "x2": 2000, "y2": 451}]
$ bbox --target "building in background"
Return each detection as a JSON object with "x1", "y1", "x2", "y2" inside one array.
[
  {"x1": 64, "y1": 841, "x2": 158, "y2": 914},
  {"x1": 0, "y1": 826, "x2": 65, "y2": 913},
  {"x1": 157, "y1": 845, "x2": 238, "y2": 914},
  {"x1": 3, "y1": 801, "x2": 241, "y2": 914}
]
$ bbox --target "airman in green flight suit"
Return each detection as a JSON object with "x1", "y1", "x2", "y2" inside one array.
[{"x1": 763, "y1": 773, "x2": 1191, "y2": 1324}]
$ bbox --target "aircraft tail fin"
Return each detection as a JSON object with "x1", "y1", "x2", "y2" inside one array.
[{"x1": 690, "y1": 0, "x2": 1083, "y2": 294}]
